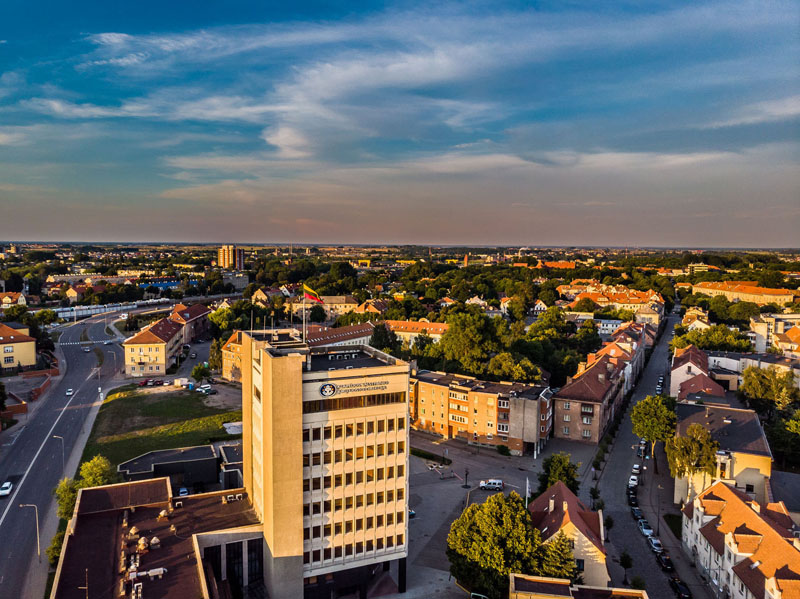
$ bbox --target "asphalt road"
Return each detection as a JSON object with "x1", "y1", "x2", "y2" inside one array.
[{"x1": 0, "y1": 314, "x2": 123, "y2": 597}]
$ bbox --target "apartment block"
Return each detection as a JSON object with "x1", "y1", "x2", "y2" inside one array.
[
  {"x1": 0, "y1": 322, "x2": 36, "y2": 371},
  {"x1": 123, "y1": 318, "x2": 183, "y2": 377},
  {"x1": 692, "y1": 281, "x2": 796, "y2": 306},
  {"x1": 682, "y1": 482, "x2": 800, "y2": 599},
  {"x1": 218, "y1": 244, "x2": 245, "y2": 270},
  {"x1": 241, "y1": 330, "x2": 410, "y2": 598},
  {"x1": 750, "y1": 313, "x2": 800, "y2": 353},
  {"x1": 410, "y1": 370, "x2": 552, "y2": 456}
]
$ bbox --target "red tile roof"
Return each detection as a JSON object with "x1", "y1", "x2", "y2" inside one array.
[
  {"x1": 169, "y1": 303, "x2": 211, "y2": 324},
  {"x1": 672, "y1": 344, "x2": 709, "y2": 373},
  {"x1": 0, "y1": 322, "x2": 35, "y2": 344},
  {"x1": 123, "y1": 318, "x2": 183, "y2": 345},
  {"x1": 529, "y1": 481, "x2": 605, "y2": 553},
  {"x1": 678, "y1": 373, "x2": 725, "y2": 401},
  {"x1": 385, "y1": 320, "x2": 449, "y2": 336},
  {"x1": 306, "y1": 323, "x2": 375, "y2": 347},
  {"x1": 556, "y1": 356, "x2": 620, "y2": 404}
]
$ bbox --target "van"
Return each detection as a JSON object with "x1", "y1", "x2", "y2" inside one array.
[{"x1": 479, "y1": 479, "x2": 504, "y2": 491}]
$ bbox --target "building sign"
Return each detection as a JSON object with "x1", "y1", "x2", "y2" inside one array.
[{"x1": 318, "y1": 379, "x2": 392, "y2": 397}]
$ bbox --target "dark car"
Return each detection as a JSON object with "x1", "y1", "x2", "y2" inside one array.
[
  {"x1": 631, "y1": 507, "x2": 643, "y2": 520},
  {"x1": 670, "y1": 578, "x2": 692, "y2": 599},
  {"x1": 628, "y1": 493, "x2": 639, "y2": 507},
  {"x1": 204, "y1": 388, "x2": 218, "y2": 395},
  {"x1": 657, "y1": 553, "x2": 675, "y2": 572}
]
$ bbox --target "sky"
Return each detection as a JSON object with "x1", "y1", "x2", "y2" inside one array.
[{"x1": 0, "y1": 0, "x2": 798, "y2": 246}]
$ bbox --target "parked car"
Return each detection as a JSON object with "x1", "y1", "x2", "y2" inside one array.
[
  {"x1": 628, "y1": 475, "x2": 639, "y2": 487},
  {"x1": 203, "y1": 388, "x2": 218, "y2": 395},
  {"x1": 627, "y1": 493, "x2": 639, "y2": 507},
  {"x1": 408, "y1": 509, "x2": 416, "y2": 519},
  {"x1": 0, "y1": 481, "x2": 12, "y2": 497},
  {"x1": 638, "y1": 519, "x2": 654, "y2": 537},
  {"x1": 198, "y1": 384, "x2": 212, "y2": 392},
  {"x1": 636, "y1": 446, "x2": 645, "y2": 459},
  {"x1": 120, "y1": 313, "x2": 128, "y2": 320},
  {"x1": 147, "y1": 379, "x2": 155, "y2": 386},
  {"x1": 656, "y1": 553, "x2": 675, "y2": 572},
  {"x1": 670, "y1": 578, "x2": 692, "y2": 599},
  {"x1": 178, "y1": 487, "x2": 189, "y2": 497},
  {"x1": 630, "y1": 507, "x2": 643, "y2": 520},
  {"x1": 190, "y1": 352, "x2": 197, "y2": 359},
  {"x1": 648, "y1": 537, "x2": 664, "y2": 553},
  {"x1": 137, "y1": 379, "x2": 149, "y2": 387},
  {"x1": 631, "y1": 464, "x2": 641, "y2": 475},
  {"x1": 65, "y1": 388, "x2": 74, "y2": 396},
  {"x1": 83, "y1": 347, "x2": 91, "y2": 353},
  {"x1": 479, "y1": 479, "x2": 504, "y2": 491}
]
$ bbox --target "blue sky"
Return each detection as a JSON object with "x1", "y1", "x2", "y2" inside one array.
[{"x1": 1, "y1": 0, "x2": 798, "y2": 246}]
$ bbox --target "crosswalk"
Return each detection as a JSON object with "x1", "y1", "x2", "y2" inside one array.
[{"x1": 59, "y1": 341, "x2": 120, "y2": 346}]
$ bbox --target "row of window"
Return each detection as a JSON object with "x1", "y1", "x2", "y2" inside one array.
[
  {"x1": 304, "y1": 511, "x2": 405, "y2": 539},
  {"x1": 561, "y1": 427, "x2": 592, "y2": 438},
  {"x1": 303, "y1": 392, "x2": 406, "y2": 414},
  {"x1": 303, "y1": 466, "x2": 406, "y2": 492},
  {"x1": 303, "y1": 442, "x2": 405, "y2": 466},
  {"x1": 304, "y1": 488, "x2": 404, "y2": 516},
  {"x1": 129, "y1": 346, "x2": 161, "y2": 353},
  {"x1": 562, "y1": 415, "x2": 592, "y2": 424},
  {"x1": 303, "y1": 535, "x2": 404, "y2": 565},
  {"x1": 302, "y1": 418, "x2": 406, "y2": 443}
]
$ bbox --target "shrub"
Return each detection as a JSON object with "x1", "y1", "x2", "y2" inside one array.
[
  {"x1": 497, "y1": 444, "x2": 511, "y2": 456},
  {"x1": 593, "y1": 458, "x2": 602, "y2": 470},
  {"x1": 47, "y1": 530, "x2": 66, "y2": 568}
]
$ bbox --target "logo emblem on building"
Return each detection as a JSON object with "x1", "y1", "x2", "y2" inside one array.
[{"x1": 320, "y1": 383, "x2": 337, "y2": 397}]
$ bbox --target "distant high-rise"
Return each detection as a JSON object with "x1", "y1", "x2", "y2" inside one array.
[{"x1": 218, "y1": 244, "x2": 245, "y2": 270}]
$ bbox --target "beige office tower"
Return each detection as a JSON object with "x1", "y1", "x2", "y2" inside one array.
[
  {"x1": 218, "y1": 244, "x2": 245, "y2": 270},
  {"x1": 241, "y1": 330, "x2": 410, "y2": 599}
]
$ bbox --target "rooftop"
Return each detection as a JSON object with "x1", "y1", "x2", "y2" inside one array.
[
  {"x1": 413, "y1": 370, "x2": 548, "y2": 398},
  {"x1": 528, "y1": 481, "x2": 605, "y2": 554},
  {"x1": 509, "y1": 574, "x2": 648, "y2": 599},
  {"x1": 219, "y1": 443, "x2": 243, "y2": 464},
  {"x1": 117, "y1": 445, "x2": 216, "y2": 477},
  {"x1": 308, "y1": 348, "x2": 392, "y2": 372},
  {"x1": 675, "y1": 403, "x2": 771, "y2": 457}
]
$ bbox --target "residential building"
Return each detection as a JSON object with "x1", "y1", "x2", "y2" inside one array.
[
  {"x1": 775, "y1": 326, "x2": 800, "y2": 357},
  {"x1": 385, "y1": 320, "x2": 449, "y2": 347},
  {"x1": 0, "y1": 322, "x2": 36, "y2": 372},
  {"x1": 0, "y1": 291, "x2": 26, "y2": 311},
  {"x1": 678, "y1": 373, "x2": 726, "y2": 401},
  {"x1": 251, "y1": 287, "x2": 283, "y2": 308},
  {"x1": 241, "y1": 330, "x2": 410, "y2": 598},
  {"x1": 528, "y1": 481, "x2": 610, "y2": 587},
  {"x1": 218, "y1": 244, "x2": 245, "y2": 270},
  {"x1": 123, "y1": 318, "x2": 184, "y2": 377},
  {"x1": 552, "y1": 356, "x2": 625, "y2": 445},
  {"x1": 168, "y1": 302, "x2": 212, "y2": 344},
  {"x1": 692, "y1": 281, "x2": 796, "y2": 306},
  {"x1": 750, "y1": 313, "x2": 800, "y2": 353},
  {"x1": 410, "y1": 371, "x2": 552, "y2": 456},
  {"x1": 673, "y1": 404, "x2": 772, "y2": 505},
  {"x1": 353, "y1": 299, "x2": 390, "y2": 315},
  {"x1": 670, "y1": 345, "x2": 709, "y2": 396},
  {"x1": 306, "y1": 323, "x2": 376, "y2": 348},
  {"x1": 532, "y1": 299, "x2": 548, "y2": 315},
  {"x1": 509, "y1": 574, "x2": 648, "y2": 599},
  {"x1": 221, "y1": 330, "x2": 245, "y2": 382},
  {"x1": 584, "y1": 324, "x2": 646, "y2": 395},
  {"x1": 288, "y1": 295, "x2": 359, "y2": 320},
  {"x1": 681, "y1": 481, "x2": 800, "y2": 599},
  {"x1": 683, "y1": 307, "x2": 713, "y2": 331}
]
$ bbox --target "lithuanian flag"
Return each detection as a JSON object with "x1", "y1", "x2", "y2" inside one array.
[{"x1": 303, "y1": 284, "x2": 324, "y2": 304}]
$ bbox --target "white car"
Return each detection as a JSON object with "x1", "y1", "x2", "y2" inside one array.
[
  {"x1": 65, "y1": 388, "x2": 74, "y2": 396},
  {"x1": 628, "y1": 475, "x2": 639, "y2": 487},
  {"x1": 638, "y1": 519, "x2": 654, "y2": 537},
  {"x1": 479, "y1": 479, "x2": 504, "y2": 491},
  {"x1": 83, "y1": 347, "x2": 91, "y2": 353},
  {"x1": 631, "y1": 464, "x2": 641, "y2": 475},
  {"x1": 648, "y1": 537, "x2": 664, "y2": 553},
  {"x1": 0, "y1": 481, "x2": 12, "y2": 497}
]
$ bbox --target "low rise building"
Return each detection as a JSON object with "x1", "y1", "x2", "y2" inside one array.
[
  {"x1": 673, "y1": 404, "x2": 772, "y2": 505},
  {"x1": 681, "y1": 481, "x2": 800, "y2": 599},
  {"x1": 123, "y1": 318, "x2": 184, "y2": 377},
  {"x1": 509, "y1": 574, "x2": 647, "y2": 599},
  {"x1": 692, "y1": 281, "x2": 796, "y2": 306},
  {"x1": 528, "y1": 481, "x2": 610, "y2": 587},
  {"x1": 306, "y1": 323, "x2": 375, "y2": 348},
  {"x1": 168, "y1": 302, "x2": 211, "y2": 344},
  {"x1": 0, "y1": 291, "x2": 26, "y2": 311},
  {"x1": 0, "y1": 322, "x2": 36, "y2": 372},
  {"x1": 670, "y1": 344, "x2": 709, "y2": 396},
  {"x1": 385, "y1": 320, "x2": 449, "y2": 347},
  {"x1": 410, "y1": 371, "x2": 552, "y2": 456},
  {"x1": 288, "y1": 295, "x2": 359, "y2": 319},
  {"x1": 750, "y1": 313, "x2": 800, "y2": 353},
  {"x1": 353, "y1": 299, "x2": 390, "y2": 314}
]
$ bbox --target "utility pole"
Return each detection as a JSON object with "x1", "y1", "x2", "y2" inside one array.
[{"x1": 20, "y1": 504, "x2": 40, "y2": 562}]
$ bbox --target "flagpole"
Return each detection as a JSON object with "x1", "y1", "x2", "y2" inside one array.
[{"x1": 303, "y1": 291, "x2": 307, "y2": 343}]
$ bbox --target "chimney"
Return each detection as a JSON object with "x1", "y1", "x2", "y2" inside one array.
[
  {"x1": 548, "y1": 497, "x2": 555, "y2": 512},
  {"x1": 562, "y1": 501, "x2": 568, "y2": 512}
]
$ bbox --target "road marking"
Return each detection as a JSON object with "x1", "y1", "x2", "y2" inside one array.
[
  {"x1": 0, "y1": 368, "x2": 97, "y2": 528},
  {"x1": 0, "y1": 426, "x2": 25, "y2": 448}
]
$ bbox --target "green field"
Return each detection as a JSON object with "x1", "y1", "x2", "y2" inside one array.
[{"x1": 80, "y1": 385, "x2": 241, "y2": 468}]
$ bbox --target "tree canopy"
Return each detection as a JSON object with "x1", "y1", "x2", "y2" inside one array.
[
  {"x1": 666, "y1": 423, "x2": 718, "y2": 500},
  {"x1": 537, "y1": 452, "x2": 580, "y2": 495},
  {"x1": 631, "y1": 395, "x2": 676, "y2": 474},
  {"x1": 670, "y1": 324, "x2": 752, "y2": 353}
]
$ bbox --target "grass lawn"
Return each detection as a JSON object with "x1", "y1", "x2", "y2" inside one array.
[
  {"x1": 663, "y1": 513, "x2": 682, "y2": 540},
  {"x1": 80, "y1": 384, "x2": 241, "y2": 468}
]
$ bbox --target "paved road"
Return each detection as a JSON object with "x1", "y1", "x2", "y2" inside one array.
[{"x1": 0, "y1": 314, "x2": 123, "y2": 597}]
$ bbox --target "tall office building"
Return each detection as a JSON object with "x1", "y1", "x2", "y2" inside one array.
[
  {"x1": 218, "y1": 244, "x2": 245, "y2": 270},
  {"x1": 241, "y1": 329, "x2": 410, "y2": 598}
]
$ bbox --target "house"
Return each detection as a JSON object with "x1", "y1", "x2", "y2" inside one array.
[
  {"x1": 528, "y1": 481, "x2": 610, "y2": 587},
  {"x1": 670, "y1": 345, "x2": 709, "y2": 396},
  {"x1": 634, "y1": 304, "x2": 662, "y2": 327},
  {"x1": 168, "y1": 303, "x2": 211, "y2": 344},
  {"x1": 532, "y1": 299, "x2": 548, "y2": 315},
  {"x1": 438, "y1": 297, "x2": 457, "y2": 308},
  {"x1": 509, "y1": 575, "x2": 647, "y2": 599},
  {"x1": 251, "y1": 287, "x2": 283, "y2": 308},
  {"x1": 122, "y1": 318, "x2": 184, "y2": 377},
  {"x1": 221, "y1": 330, "x2": 245, "y2": 383},
  {"x1": 681, "y1": 481, "x2": 800, "y2": 599},
  {"x1": 410, "y1": 371, "x2": 552, "y2": 456},
  {"x1": 775, "y1": 326, "x2": 800, "y2": 357},
  {"x1": 678, "y1": 373, "x2": 726, "y2": 401},
  {"x1": 465, "y1": 296, "x2": 488, "y2": 308},
  {"x1": 673, "y1": 404, "x2": 772, "y2": 505},
  {"x1": 288, "y1": 295, "x2": 358, "y2": 319},
  {"x1": 306, "y1": 323, "x2": 375, "y2": 348},
  {"x1": 65, "y1": 285, "x2": 105, "y2": 304},
  {"x1": 0, "y1": 322, "x2": 36, "y2": 372},
  {"x1": 552, "y1": 355, "x2": 625, "y2": 444},
  {"x1": 385, "y1": 320, "x2": 449, "y2": 347},
  {"x1": 749, "y1": 314, "x2": 800, "y2": 353},
  {"x1": 353, "y1": 299, "x2": 390, "y2": 315},
  {"x1": 0, "y1": 292, "x2": 26, "y2": 311}
]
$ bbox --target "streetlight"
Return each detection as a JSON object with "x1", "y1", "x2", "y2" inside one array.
[
  {"x1": 53, "y1": 435, "x2": 65, "y2": 473},
  {"x1": 657, "y1": 484, "x2": 664, "y2": 535},
  {"x1": 107, "y1": 351, "x2": 117, "y2": 375},
  {"x1": 20, "y1": 504, "x2": 40, "y2": 562}
]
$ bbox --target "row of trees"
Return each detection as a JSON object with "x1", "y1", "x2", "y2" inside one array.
[{"x1": 670, "y1": 324, "x2": 753, "y2": 353}]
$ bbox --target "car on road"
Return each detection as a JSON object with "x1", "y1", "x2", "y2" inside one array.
[
  {"x1": 670, "y1": 578, "x2": 692, "y2": 599},
  {"x1": 137, "y1": 379, "x2": 150, "y2": 387},
  {"x1": 648, "y1": 537, "x2": 664, "y2": 553},
  {"x1": 83, "y1": 347, "x2": 91, "y2": 353},
  {"x1": 630, "y1": 507, "x2": 643, "y2": 520},
  {"x1": 631, "y1": 464, "x2": 641, "y2": 475},
  {"x1": 479, "y1": 479, "x2": 504, "y2": 491},
  {"x1": 0, "y1": 481, "x2": 12, "y2": 497},
  {"x1": 628, "y1": 475, "x2": 639, "y2": 487},
  {"x1": 178, "y1": 487, "x2": 189, "y2": 497},
  {"x1": 65, "y1": 388, "x2": 74, "y2": 396},
  {"x1": 408, "y1": 509, "x2": 416, "y2": 519},
  {"x1": 627, "y1": 493, "x2": 639, "y2": 507},
  {"x1": 656, "y1": 553, "x2": 675, "y2": 571},
  {"x1": 638, "y1": 519, "x2": 654, "y2": 537},
  {"x1": 190, "y1": 352, "x2": 197, "y2": 359},
  {"x1": 103, "y1": 340, "x2": 113, "y2": 345}
]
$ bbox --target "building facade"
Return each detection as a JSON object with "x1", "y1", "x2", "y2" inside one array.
[
  {"x1": 0, "y1": 322, "x2": 36, "y2": 371},
  {"x1": 123, "y1": 318, "x2": 184, "y2": 377},
  {"x1": 692, "y1": 282, "x2": 796, "y2": 306},
  {"x1": 218, "y1": 245, "x2": 245, "y2": 270}
]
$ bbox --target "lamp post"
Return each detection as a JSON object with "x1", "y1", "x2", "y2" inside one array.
[
  {"x1": 20, "y1": 503, "x2": 40, "y2": 562},
  {"x1": 657, "y1": 484, "x2": 664, "y2": 535},
  {"x1": 53, "y1": 434, "x2": 65, "y2": 473}
]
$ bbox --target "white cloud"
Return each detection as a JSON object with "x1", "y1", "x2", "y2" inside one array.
[
  {"x1": 709, "y1": 94, "x2": 800, "y2": 127},
  {"x1": 261, "y1": 126, "x2": 312, "y2": 158}
]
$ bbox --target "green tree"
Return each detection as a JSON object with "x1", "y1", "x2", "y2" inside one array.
[
  {"x1": 79, "y1": 455, "x2": 117, "y2": 488},
  {"x1": 439, "y1": 310, "x2": 502, "y2": 376},
  {"x1": 486, "y1": 352, "x2": 542, "y2": 383},
  {"x1": 47, "y1": 529, "x2": 66, "y2": 567},
  {"x1": 619, "y1": 550, "x2": 633, "y2": 584},
  {"x1": 670, "y1": 324, "x2": 752, "y2": 353},
  {"x1": 604, "y1": 515, "x2": 614, "y2": 541},
  {"x1": 666, "y1": 423, "x2": 719, "y2": 501},
  {"x1": 740, "y1": 366, "x2": 800, "y2": 420},
  {"x1": 309, "y1": 304, "x2": 326, "y2": 322},
  {"x1": 573, "y1": 297, "x2": 598, "y2": 313},
  {"x1": 369, "y1": 324, "x2": 399, "y2": 354},
  {"x1": 191, "y1": 364, "x2": 211, "y2": 382},
  {"x1": 630, "y1": 395, "x2": 676, "y2": 474},
  {"x1": 446, "y1": 492, "x2": 543, "y2": 599},
  {"x1": 541, "y1": 532, "x2": 577, "y2": 581},
  {"x1": 208, "y1": 338, "x2": 223, "y2": 371},
  {"x1": 54, "y1": 477, "x2": 80, "y2": 520},
  {"x1": 537, "y1": 452, "x2": 580, "y2": 495}
]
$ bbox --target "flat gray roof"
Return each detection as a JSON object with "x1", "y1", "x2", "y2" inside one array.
[{"x1": 118, "y1": 445, "x2": 216, "y2": 475}]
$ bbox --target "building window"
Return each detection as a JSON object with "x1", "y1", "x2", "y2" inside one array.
[
  {"x1": 563, "y1": 415, "x2": 571, "y2": 422},
  {"x1": 563, "y1": 427, "x2": 570, "y2": 435},
  {"x1": 3, "y1": 346, "x2": 12, "y2": 353},
  {"x1": 497, "y1": 424, "x2": 509, "y2": 433},
  {"x1": 541, "y1": 426, "x2": 545, "y2": 432},
  {"x1": 582, "y1": 416, "x2": 592, "y2": 425},
  {"x1": 3, "y1": 356, "x2": 13, "y2": 364},
  {"x1": 563, "y1": 402, "x2": 571, "y2": 410},
  {"x1": 576, "y1": 559, "x2": 584, "y2": 572},
  {"x1": 582, "y1": 430, "x2": 592, "y2": 439}
]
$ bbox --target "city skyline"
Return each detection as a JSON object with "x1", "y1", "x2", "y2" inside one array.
[{"x1": 1, "y1": 0, "x2": 799, "y2": 245}]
